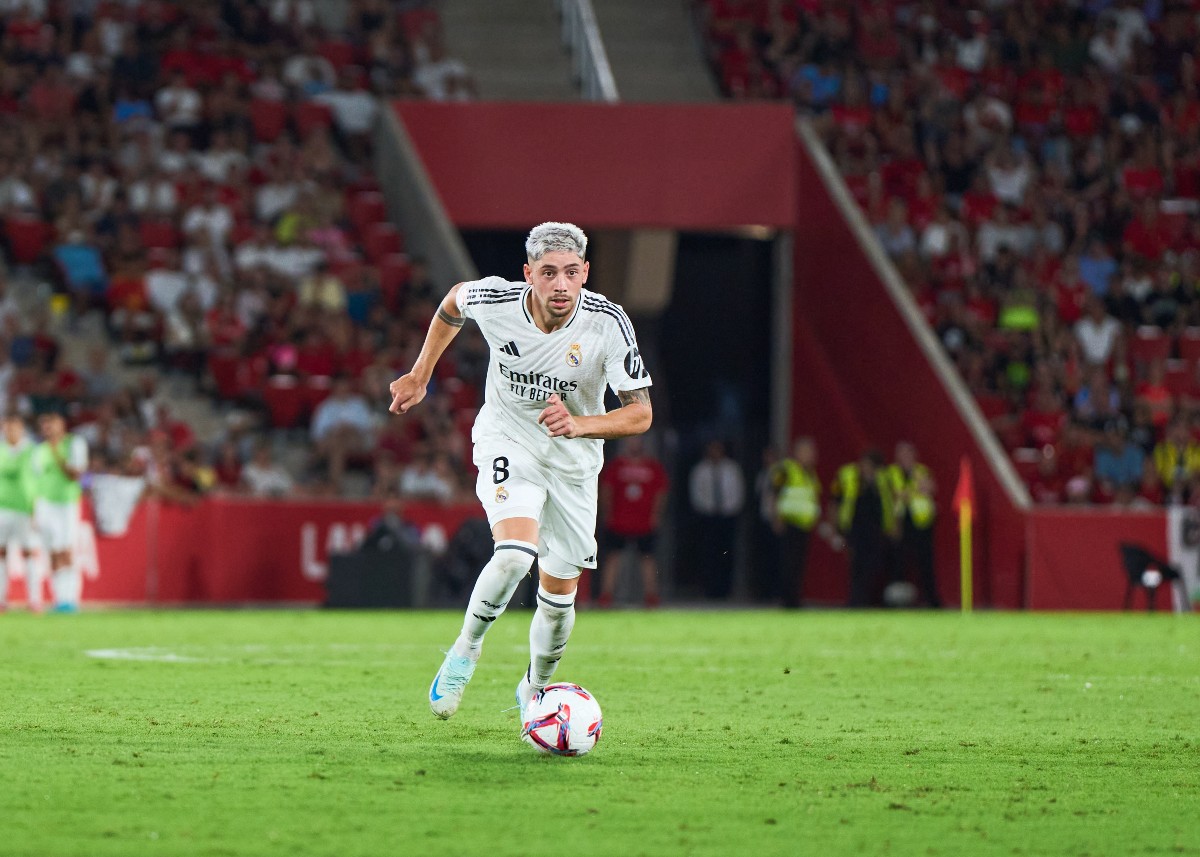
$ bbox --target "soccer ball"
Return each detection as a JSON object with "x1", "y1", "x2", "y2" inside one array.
[{"x1": 520, "y1": 683, "x2": 603, "y2": 756}]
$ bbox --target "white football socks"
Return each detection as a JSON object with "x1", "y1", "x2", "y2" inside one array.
[
  {"x1": 529, "y1": 584, "x2": 576, "y2": 690},
  {"x1": 452, "y1": 540, "x2": 538, "y2": 660},
  {"x1": 50, "y1": 565, "x2": 82, "y2": 608}
]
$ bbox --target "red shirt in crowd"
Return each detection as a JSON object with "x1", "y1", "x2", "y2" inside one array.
[{"x1": 600, "y1": 454, "x2": 669, "y2": 537}]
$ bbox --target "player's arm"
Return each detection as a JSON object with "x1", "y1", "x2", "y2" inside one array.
[
  {"x1": 538, "y1": 387, "x2": 652, "y2": 440},
  {"x1": 388, "y1": 284, "x2": 467, "y2": 414},
  {"x1": 49, "y1": 439, "x2": 85, "y2": 482}
]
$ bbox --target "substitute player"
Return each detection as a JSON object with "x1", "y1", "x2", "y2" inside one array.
[
  {"x1": 0, "y1": 415, "x2": 39, "y2": 611},
  {"x1": 389, "y1": 222, "x2": 653, "y2": 719},
  {"x1": 31, "y1": 411, "x2": 88, "y2": 612}
]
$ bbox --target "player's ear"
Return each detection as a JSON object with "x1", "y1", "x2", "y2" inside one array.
[
  {"x1": 523, "y1": 263, "x2": 533, "y2": 284},
  {"x1": 582, "y1": 260, "x2": 589, "y2": 283}
]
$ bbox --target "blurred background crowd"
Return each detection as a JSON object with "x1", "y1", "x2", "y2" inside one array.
[
  {"x1": 699, "y1": 0, "x2": 1200, "y2": 507},
  {"x1": 0, "y1": 0, "x2": 489, "y2": 506}
]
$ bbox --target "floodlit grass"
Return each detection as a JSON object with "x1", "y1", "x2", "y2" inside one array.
[{"x1": 0, "y1": 609, "x2": 1196, "y2": 857}]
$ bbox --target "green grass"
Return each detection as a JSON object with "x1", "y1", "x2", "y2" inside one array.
[{"x1": 0, "y1": 609, "x2": 1197, "y2": 857}]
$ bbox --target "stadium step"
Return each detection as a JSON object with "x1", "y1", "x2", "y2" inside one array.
[
  {"x1": 589, "y1": 0, "x2": 719, "y2": 102},
  {"x1": 440, "y1": 0, "x2": 578, "y2": 101}
]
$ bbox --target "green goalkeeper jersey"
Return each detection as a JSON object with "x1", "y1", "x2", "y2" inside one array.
[{"x1": 0, "y1": 439, "x2": 35, "y2": 515}]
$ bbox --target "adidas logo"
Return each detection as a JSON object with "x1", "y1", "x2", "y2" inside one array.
[
  {"x1": 583, "y1": 554, "x2": 595, "y2": 564},
  {"x1": 500, "y1": 341, "x2": 521, "y2": 357}
]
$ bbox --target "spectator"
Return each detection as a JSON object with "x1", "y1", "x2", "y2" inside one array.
[
  {"x1": 1095, "y1": 418, "x2": 1145, "y2": 497},
  {"x1": 597, "y1": 435, "x2": 669, "y2": 609},
  {"x1": 688, "y1": 440, "x2": 744, "y2": 600},
  {"x1": 242, "y1": 441, "x2": 295, "y2": 498},
  {"x1": 310, "y1": 376, "x2": 375, "y2": 489},
  {"x1": 1074, "y1": 296, "x2": 1123, "y2": 368},
  {"x1": 1152, "y1": 417, "x2": 1200, "y2": 499}
]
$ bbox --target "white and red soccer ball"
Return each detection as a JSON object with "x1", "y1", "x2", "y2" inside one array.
[{"x1": 520, "y1": 683, "x2": 603, "y2": 757}]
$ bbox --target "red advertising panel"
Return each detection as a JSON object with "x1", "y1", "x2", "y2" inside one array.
[
  {"x1": 1026, "y1": 508, "x2": 1167, "y2": 610},
  {"x1": 73, "y1": 497, "x2": 484, "y2": 604}
]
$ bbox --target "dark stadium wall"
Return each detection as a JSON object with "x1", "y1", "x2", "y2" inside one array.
[{"x1": 791, "y1": 138, "x2": 1027, "y2": 609}]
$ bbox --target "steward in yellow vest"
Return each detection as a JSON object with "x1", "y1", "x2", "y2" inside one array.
[
  {"x1": 770, "y1": 437, "x2": 821, "y2": 608},
  {"x1": 885, "y1": 442, "x2": 942, "y2": 608},
  {"x1": 829, "y1": 450, "x2": 895, "y2": 607}
]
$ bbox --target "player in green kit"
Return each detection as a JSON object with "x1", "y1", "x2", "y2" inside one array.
[
  {"x1": 31, "y1": 412, "x2": 88, "y2": 612},
  {"x1": 0, "y1": 415, "x2": 39, "y2": 611}
]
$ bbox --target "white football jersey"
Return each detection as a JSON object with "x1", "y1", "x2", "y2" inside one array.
[{"x1": 456, "y1": 277, "x2": 652, "y2": 482}]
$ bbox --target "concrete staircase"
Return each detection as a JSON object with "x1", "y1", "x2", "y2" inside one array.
[
  {"x1": 440, "y1": 0, "x2": 578, "y2": 101},
  {"x1": 590, "y1": 0, "x2": 718, "y2": 102}
]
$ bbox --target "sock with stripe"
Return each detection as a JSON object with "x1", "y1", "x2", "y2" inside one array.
[
  {"x1": 528, "y1": 584, "x2": 576, "y2": 690},
  {"x1": 452, "y1": 539, "x2": 537, "y2": 660}
]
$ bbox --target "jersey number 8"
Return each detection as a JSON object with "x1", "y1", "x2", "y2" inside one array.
[{"x1": 492, "y1": 457, "x2": 510, "y2": 484}]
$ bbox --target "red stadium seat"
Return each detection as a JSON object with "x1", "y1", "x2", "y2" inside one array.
[
  {"x1": 263, "y1": 375, "x2": 306, "y2": 428},
  {"x1": 363, "y1": 223, "x2": 403, "y2": 262},
  {"x1": 1164, "y1": 359, "x2": 1192, "y2": 398},
  {"x1": 140, "y1": 219, "x2": 181, "y2": 250},
  {"x1": 1180, "y1": 328, "x2": 1200, "y2": 367},
  {"x1": 4, "y1": 216, "x2": 51, "y2": 264},
  {"x1": 317, "y1": 41, "x2": 360, "y2": 70},
  {"x1": 249, "y1": 99, "x2": 289, "y2": 143},
  {"x1": 208, "y1": 350, "x2": 241, "y2": 401},
  {"x1": 378, "y1": 253, "x2": 411, "y2": 304},
  {"x1": 1129, "y1": 326, "x2": 1170, "y2": 371},
  {"x1": 348, "y1": 191, "x2": 387, "y2": 231},
  {"x1": 293, "y1": 101, "x2": 333, "y2": 137}
]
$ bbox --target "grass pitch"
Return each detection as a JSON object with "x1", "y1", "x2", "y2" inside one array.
[{"x1": 0, "y1": 609, "x2": 1196, "y2": 857}]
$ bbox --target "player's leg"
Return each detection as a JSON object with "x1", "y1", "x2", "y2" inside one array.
[
  {"x1": 638, "y1": 534, "x2": 661, "y2": 608},
  {"x1": 45, "y1": 503, "x2": 81, "y2": 612},
  {"x1": 597, "y1": 530, "x2": 622, "y2": 607},
  {"x1": 517, "y1": 475, "x2": 596, "y2": 713},
  {"x1": 429, "y1": 445, "x2": 545, "y2": 719}
]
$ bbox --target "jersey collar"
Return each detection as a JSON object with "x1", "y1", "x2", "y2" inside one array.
[{"x1": 521, "y1": 286, "x2": 582, "y2": 332}]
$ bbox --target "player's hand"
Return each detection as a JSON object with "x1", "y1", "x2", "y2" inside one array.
[
  {"x1": 388, "y1": 373, "x2": 427, "y2": 414},
  {"x1": 538, "y1": 393, "x2": 579, "y2": 438}
]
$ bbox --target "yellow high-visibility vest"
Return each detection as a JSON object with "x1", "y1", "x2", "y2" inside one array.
[
  {"x1": 772, "y1": 460, "x2": 820, "y2": 530},
  {"x1": 832, "y1": 464, "x2": 895, "y2": 534},
  {"x1": 886, "y1": 463, "x2": 936, "y2": 529}
]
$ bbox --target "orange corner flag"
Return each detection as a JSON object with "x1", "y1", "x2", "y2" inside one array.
[
  {"x1": 953, "y1": 455, "x2": 976, "y2": 514},
  {"x1": 953, "y1": 455, "x2": 975, "y2": 613}
]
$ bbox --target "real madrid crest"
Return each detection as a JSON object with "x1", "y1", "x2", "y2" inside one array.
[
  {"x1": 495, "y1": 485, "x2": 509, "y2": 503},
  {"x1": 566, "y1": 343, "x2": 582, "y2": 367}
]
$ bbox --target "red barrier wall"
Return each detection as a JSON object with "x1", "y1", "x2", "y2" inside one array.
[
  {"x1": 1026, "y1": 508, "x2": 1167, "y2": 610},
  {"x1": 792, "y1": 138, "x2": 1027, "y2": 608},
  {"x1": 79, "y1": 497, "x2": 484, "y2": 604},
  {"x1": 393, "y1": 101, "x2": 797, "y2": 229}
]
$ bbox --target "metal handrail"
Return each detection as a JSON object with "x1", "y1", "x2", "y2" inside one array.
[{"x1": 557, "y1": 0, "x2": 619, "y2": 102}]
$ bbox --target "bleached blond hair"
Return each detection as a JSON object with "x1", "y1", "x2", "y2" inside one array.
[{"x1": 525, "y1": 222, "x2": 587, "y2": 261}]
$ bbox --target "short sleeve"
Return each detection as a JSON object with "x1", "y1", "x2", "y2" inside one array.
[
  {"x1": 602, "y1": 305, "x2": 652, "y2": 395},
  {"x1": 455, "y1": 276, "x2": 517, "y2": 320}
]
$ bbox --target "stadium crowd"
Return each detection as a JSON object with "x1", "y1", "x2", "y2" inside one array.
[
  {"x1": 699, "y1": 0, "x2": 1200, "y2": 506},
  {"x1": 0, "y1": 0, "x2": 486, "y2": 505}
]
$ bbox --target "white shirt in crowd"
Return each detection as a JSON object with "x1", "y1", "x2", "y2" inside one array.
[
  {"x1": 1075, "y1": 314, "x2": 1122, "y2": 366},
  {"x1": 155, "y1": 84, "x2": 203, "y2": 129},
  {"x1": 145, "y1": 267, "x2": 190, "y2": 314},
  {"x1": 182, "y1": 203, "x2": 234, "y2": 246},
  {"x1": 310, "y1": 394, "x2": 375, "y2": 442},
  {"x1": 314, "y1": 89, "x2": 379, "y2": 134},
  {"x1": 689, "y1": 457, "x2": 745, "y2": 517},
  {"x1": 128, "y1": 177, "x2": 179, "y2": 215},
  {"x1": 243, "y1": 462, "x2": 295, "y2": 497}
]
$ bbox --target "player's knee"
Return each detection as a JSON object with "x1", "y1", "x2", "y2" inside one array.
[{"x1": 492, "y1": 539, "x2": 538, "y2": 583}]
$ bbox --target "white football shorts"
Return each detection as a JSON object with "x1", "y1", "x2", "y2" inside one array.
[
  {"x1": 35, "y1": 501, "x2": 80, "y2": 553},
  {"x1": 473, "y1": 434, "x2": 598, "y2": 579},
  {"x1": 0, "y1": 508, "x2": 37, "y2": 551}
]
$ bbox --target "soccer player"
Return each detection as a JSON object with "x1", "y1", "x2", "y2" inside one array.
[
  {"x1": 388, "y1": 222, "x2": 653, "y2": 720},
  {"x1": 31, "y1": 411, "x2": 88, "y2": 612},
  {"x1": 0, "y1": 415, "x2": 39, "y2": 611}
]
